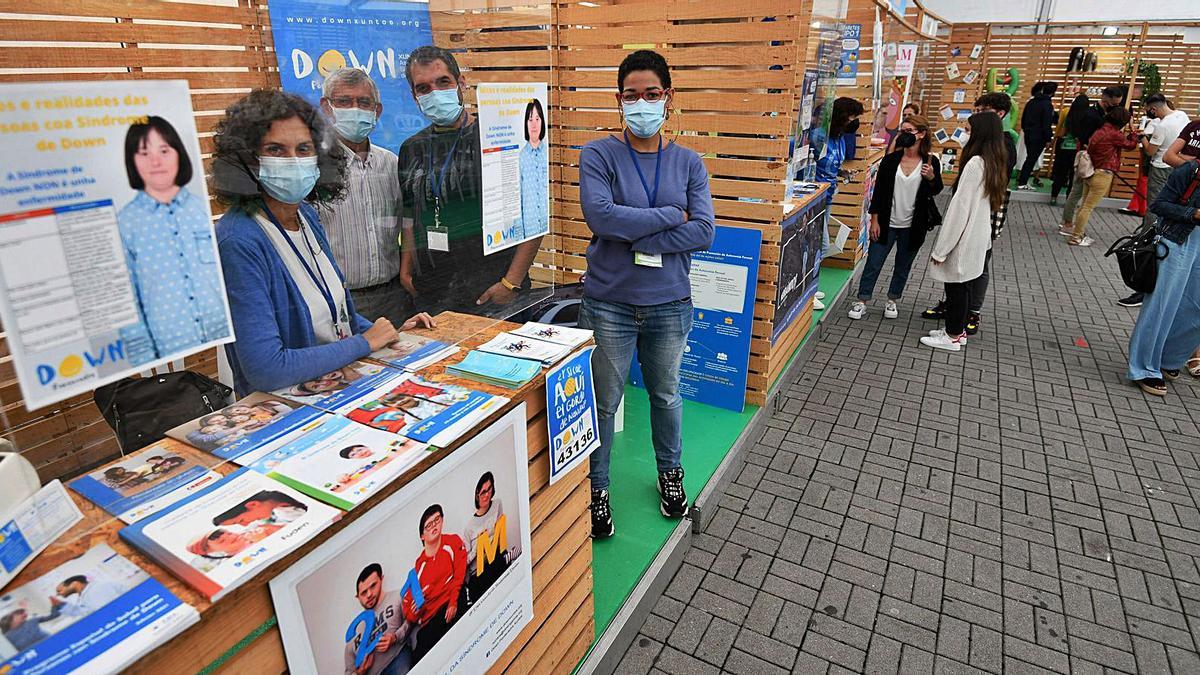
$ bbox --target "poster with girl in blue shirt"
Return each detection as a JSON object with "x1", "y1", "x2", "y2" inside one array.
[
  {"x1": 0, "y1": 80, "x2": 234, "y2": 411},
  {"x1": 476, "y1": 82, "x2": 551, "y2": 255}
]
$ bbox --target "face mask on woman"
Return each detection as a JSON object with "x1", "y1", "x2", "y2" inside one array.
[
  {"x1": 844, "y1": 119, "x2": 861, "y2": 134},
  {"x1": 331, "y1": 107, "x2": 378, "y2": 143},
  {"x1": 417, "y1": 88, "x2": 464, "y2": 126},
  {"x1": 895, "y1": 131, "x2": 917, "y2": 149},
  {"x1": 258, "y1": 156, "x2": 319, "y2": 204},
  {"x1": 623, "y1": 99, "x2": 667, "y2": 138}
]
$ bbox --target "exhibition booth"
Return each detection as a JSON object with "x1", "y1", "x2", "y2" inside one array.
[{"x1": 2, "y1": 0, "x2": 1199, "y2": 673}]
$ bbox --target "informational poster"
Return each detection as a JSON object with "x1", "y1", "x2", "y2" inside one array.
[
  {"x1": 267, "y1": 0, "x2": 433, "y2": 152},
  {"x1": 772, "y1": 207, "x2": 824, "y2": 345},
  {"x1": 895, "y1": 43, "x2": 917, "y2": 78},
  {"x1": 477, "y1": 83, "x2": 550, "y2": 255},
  {"x1": 836, "y1": 24, "x2": 862, "y2": 85},
  {"x1": 0, "y1": 81, "x2": 234, "y2": 411},
  {"x1": 271, "y1": 405, "x2": 533, "y2": 675},
  {"x1": 546, "y1": 346, "x2": 599, "y2": 483},
  {"x1": 630, "y1": 227, "x2": 761, "y2": 411}
]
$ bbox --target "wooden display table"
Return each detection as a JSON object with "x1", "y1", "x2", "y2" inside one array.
[{"x1": 7, "y1": 312, "x2": 595, "y2": 674}]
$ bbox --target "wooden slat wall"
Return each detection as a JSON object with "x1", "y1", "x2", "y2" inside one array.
[
  {"x1": 0, "y1": 0, "x2": 268, "y2": 480},
  {"x1": 553, "y1": 0, "x2": 818, "y2": 406}
]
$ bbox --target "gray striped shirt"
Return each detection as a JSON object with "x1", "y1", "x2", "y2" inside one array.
[{"x1": 319, "y1": 142, "x2": 402, "y2": 289}]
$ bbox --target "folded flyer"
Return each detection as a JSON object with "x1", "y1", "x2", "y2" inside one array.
[
  {"x1": 166, "y1": 392, "x2": 304, "y2": 460},
  {"x1": 369, "y1": 332, "x2": 459, "y2": 371},
  {"x1": 272, "y1": 360, "x2": 396, "y2": 410},
  {"x1": 334, "y1": 373, "x2": 509, "y2": 447},
  {"x1": 0, "y1": 481, "x2": 82, "y2": 590},
  {"x1": 0, "y1": 544, "x2": 198, "y2": 675},
  {"x1": 245, "y1": 415, "x2": 430, "y2": 511},
  {"x1": 477, "y1": 332, "x2": 571, "y2": 365},
  {"x1": 448, "y1": 350, "x2": 542, "y2": 388},
  {"x1": 68, "y1": 441, "x2": 221, "y2": 524},
  {"x1": 511, "y1": 322, "x2": 593, "y2": 349},
  {"x1": 120, "y1": 468, "x2": 339, "y2": 602}
]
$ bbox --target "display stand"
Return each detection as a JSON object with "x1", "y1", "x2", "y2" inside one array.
[{"x1": 3, "y1": 313, "x2": 594, "y2": 675}]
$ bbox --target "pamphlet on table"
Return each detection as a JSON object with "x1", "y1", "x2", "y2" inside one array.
[
  {"x1": 476, "y1": 331, "x2": 571, "y2": 365},
  {"x1": 510, "y1": 322, "x2": 592, "y2": 349},
  {"x1": 0, "y1": 544, "x2": 198, "y2": 675},
  {"x1": 333, "y1": 372, "x2": 509, "y2": 447},
  {"x1": 448, "y1": 350, "x2": 543, "y2": 389},
  {"x1": 369, "y1": 333, "x2": 459, "y2": 372},
  {"x1": 166, "y1": 392, "x2": 304, "y2": 461},
  {"x1": 120, "y1": 468, "x2": 339, "y2": 602},
  {"x1": 272, "y1": 360, "x2": 395, "y2": 409},
  {"x1": 0, "y1": 481, "x2": 82, "y2": 589},
  {"x1": 68, "y1": 441, "x2": 221, "y2": 524},
  {"x1": 245, "y1": 414, "x2": 430, "y2": 511}
]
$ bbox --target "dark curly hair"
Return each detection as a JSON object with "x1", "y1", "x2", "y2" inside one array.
[{"x1": 210, "y1": 89, "x2": 348, "y2": 210}]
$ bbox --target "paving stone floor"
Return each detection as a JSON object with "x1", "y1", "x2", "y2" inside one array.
[{"x1": 618, "y1": 200, "x2": 1200, "y2": 674}]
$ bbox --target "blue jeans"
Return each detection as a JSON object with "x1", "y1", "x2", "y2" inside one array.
[
  {"x1": 578, "y1": 296, "x2": 692, "y2": 490},
  {"x1": 857, "y1": 227, "x2": 919, "y2": 301},
  {"x1": 1128, "y1": 231, "x2": 1200, "y2": 381}
]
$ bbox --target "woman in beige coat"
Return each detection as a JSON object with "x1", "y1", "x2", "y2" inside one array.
[{"x1": 922, "y1": 113, "x2": 1011, "y2": 352}]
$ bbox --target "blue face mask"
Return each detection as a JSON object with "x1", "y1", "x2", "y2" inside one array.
[
  {"x1": 623, "y1": 99, "x2": 667, "y2": 138},
  {"x1": 417, "y1": 88, "x2": 464, "y2": 126},
  {"x1": 257, "y1": 156, "x2": 319, "y2": 204},
  {"x1": 330, "y1": 106, "x2": 378, "y2": 143}
]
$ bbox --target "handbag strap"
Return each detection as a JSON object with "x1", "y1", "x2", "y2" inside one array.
[{"x1": 1180, "y1": 165, "x2": 1200, "y2": 204}]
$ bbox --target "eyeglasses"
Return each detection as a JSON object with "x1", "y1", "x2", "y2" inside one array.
[
  {"x1": 620, "y1": 89, "x2": 668, "y2": 104},
  {"x1": 328, "y1": 96, "x2": 377, "y2": 110}
]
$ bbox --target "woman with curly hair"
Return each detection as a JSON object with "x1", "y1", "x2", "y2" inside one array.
[{"x1": 211, "y1": 90, "x2": 432, "y2": 395}]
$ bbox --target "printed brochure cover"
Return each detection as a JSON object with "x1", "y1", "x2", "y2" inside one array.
[
  {"x1": 333, "y1": 373, "x2": 509, "y2": 448},
  {"x1": 0, "y1": 544, "x2": 198, "y2": 675},
  {"x1": 476, "y1": 332, "x2": 570, "y2": 365},
  {"x1": 166, "y1": 392, "x2": 303, "y2": 461},
  {"x1": 368, "y1": 333, "x2": 458, "y2": 371},
  {"x1": 510, "y1": 321, "x2": 593, "y2": 349},
  {"x1": 246, "y1": 415, "x2": 431, "y2": 511},
  {"x1": 119, "y1": 468, "x2": 339, "y2": 602},
  {"x1": 272, "y1": 360, "x2": 396, "y2": 410},
  {"x1": 68, "y1": 441, "x2": 221, "y2": 524}
]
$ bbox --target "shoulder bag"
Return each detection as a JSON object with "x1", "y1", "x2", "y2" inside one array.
[
  {"x1": 94, "y1": 370, "x2": 232, "y2": 453},
  {"x1": 1074, "y1": 147, "x2": 1095, "y2": 179},
  {"x1": 1104, "y1": 166, "x2": 1200, "y2": 293}
]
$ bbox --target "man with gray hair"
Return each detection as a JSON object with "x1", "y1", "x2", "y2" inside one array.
[{"x1": 319, "y1": 67, "x2": 408, "y2": 325}]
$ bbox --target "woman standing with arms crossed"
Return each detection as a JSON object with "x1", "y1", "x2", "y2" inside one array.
[
  {"x1": 577, "y1": 50, "x2": 715, "y2": 537},
  {"x1": 921, "y1": 113, "x2": 1010, "y2": 352},
  {"x1": 849, "y1": 114, "x2": 943, "y2": 321}
]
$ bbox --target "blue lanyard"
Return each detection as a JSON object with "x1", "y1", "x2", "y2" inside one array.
[
  {"x1": 427, "y1": 127, "x2": 467, "y2": 213},
  {"x1": 262, "y1": 205, "x2": 341, "y2": 332},
  {"x1": 624, "y1": 131, "x2": 662, "y2": 207}
]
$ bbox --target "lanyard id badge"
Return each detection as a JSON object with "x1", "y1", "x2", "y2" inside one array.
[
  {"x1": 427, "y1": 129, "x2": 465, "y2": 253},
  {"x1": 625, "y1": 131, "x2": 665, "y2": 268},
  {"x1": 263, "y1": 206, "x2": 349, "y2": 340}
]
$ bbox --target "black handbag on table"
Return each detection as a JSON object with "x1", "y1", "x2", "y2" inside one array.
[{"x1": 93, "y1": 370, "x2": 232, "y2": 452}]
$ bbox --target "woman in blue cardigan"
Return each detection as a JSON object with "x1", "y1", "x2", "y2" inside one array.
[{"x1": 211, "y1": 90, "x2": 431, "y2": 395}]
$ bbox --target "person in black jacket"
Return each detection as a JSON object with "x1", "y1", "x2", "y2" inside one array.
[
  {"x1": 1018, "y1": 81, "x2": 1057, "y2": 189},
  {"x1": 1051, "y1": 94, "x2": 1091, "y2": 204},
  {"x1": 1061, "y1": 85, "x2": 1126, "y2": 229},
  {"x1": 849, "y1": 114, "x2": 943, "y2": 320}
]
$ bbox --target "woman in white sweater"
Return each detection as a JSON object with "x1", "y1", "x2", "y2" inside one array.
[{"x1": 922, "y1": 113, "x2": 1010, "y2": 352}]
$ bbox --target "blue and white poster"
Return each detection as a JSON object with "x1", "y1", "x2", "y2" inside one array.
[
  {"x1": 546, "y1": 346, "x2": 599, "y2": 484},
  {"x1": 772, "y1": 202, "x2": 824, "y2": 344},
  {"x1": 267, "y1": 0, "x2": 434, "y2": 152},
  {"x1": 631, "y1": 226, "x2": 762, "y2": 412},
  {"x1": 836, "y1": 24, "x2": 862, "y2": 85}
]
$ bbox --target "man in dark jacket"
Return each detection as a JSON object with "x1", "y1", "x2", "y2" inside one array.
[{"x1": 1017, "y1": 81, "x2": 1057, "y2": 188}]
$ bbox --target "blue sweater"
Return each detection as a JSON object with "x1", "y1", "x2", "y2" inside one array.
[
  {"x1": 579, "y1": 135, "x2": 715, "y2": 306},
  {"x1": 217, "y1": 204, "x2": 373, "y2": 396}
]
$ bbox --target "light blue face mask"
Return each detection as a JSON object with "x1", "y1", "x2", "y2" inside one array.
[
  {"x1": 330, "y1": 106, "x2": 378, "y2": 143},
  {"x1": 258, "y1": 156, "x2": 319, "y2": 204},
  {"x1": 417, "y1": 88, "x2": 464, "y2": 126},
  {"x1": 623, "y1": 99, "x2": 667, "y2": 139}
]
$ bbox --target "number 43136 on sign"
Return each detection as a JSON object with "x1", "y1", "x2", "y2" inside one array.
[{"x1": 546, "y1": 346, "x2": 600, "y2": 484}]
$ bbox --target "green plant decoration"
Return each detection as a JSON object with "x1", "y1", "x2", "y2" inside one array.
[{"x1": 1124, "y1": 59, "x2": 1162, "y2": 100}]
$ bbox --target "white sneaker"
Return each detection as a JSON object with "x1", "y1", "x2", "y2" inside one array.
[
  {"x1": 1070, "y1": 236, "x2": 1095, "y2": 247},
  {"x1": 848, "y1": 301, "x2": 866, "y2": 320},
  {"x1": 884, "y1": 300, "x2": 899, "y2": 319},
  {"x1": 815, "y1": 291, "x2": 826, "y2": 300},
  {"x1": 1058, "y1": 226, "x2": 1073, "y2": 237},
  {"x1": 920, "y1": 329, "x2": 965, "y2": 352},
  {"x1": 813, "y1": 297, "x2": 825, "y2": 311}
]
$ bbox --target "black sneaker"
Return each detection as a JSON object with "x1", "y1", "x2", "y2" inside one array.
[
  {"x1": 658, "y1": 468, "x2": 688, "y2": 518},
  {"x1": 922, "y1": 301, "x2": 945, "y2": 320},
  {"x1": 966, "y1": 312, "x2": 981, "y2": 336},
  {"x1": 590, "y1": 489, "x2": 614, "y2": 538},
  {"x1": 1118, "y1": 292, "x2": 1144, "y2": 307},
  {"x1": 1164, "y1": 369, "x2": 1181, "y2": 381}
]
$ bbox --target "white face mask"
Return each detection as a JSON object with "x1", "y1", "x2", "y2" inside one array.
[
  {"x1": 330, "y1": 106, "x2": 378, "y2": 143},
  {"x1": 257, "y1": 156, "x2": 319, "y2": 204},
  {"x1": 622, "y1": 99, "x2": 667, "y2": 138}
]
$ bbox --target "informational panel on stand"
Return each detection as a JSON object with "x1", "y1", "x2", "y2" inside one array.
[
  {"x1": 631, "y1": 226, "x2": 762, "y2": 413},
  {"x1": 0, "y1": 80, "x2": 234, "y2": 410},
  {"x1": 772, "y1": 203, "x2": 825, "y2": 345}
]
